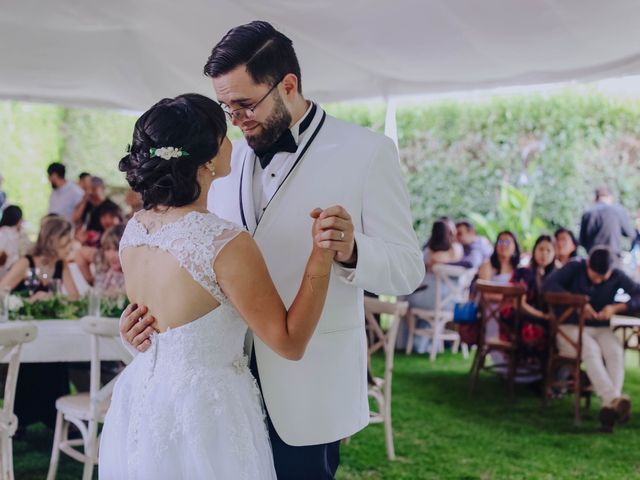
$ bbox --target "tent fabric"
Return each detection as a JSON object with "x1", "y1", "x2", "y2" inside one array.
[{"x1": 2, "y1": 0, "x2": 640, "y2": 110}]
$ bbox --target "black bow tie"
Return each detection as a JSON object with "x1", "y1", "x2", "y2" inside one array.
[
  {"x1": 254, "y1": 103, "x2": 317, "y2": 169},
  {"x1": 255, "y1": 130, "x2": 298, "y2": 169}
]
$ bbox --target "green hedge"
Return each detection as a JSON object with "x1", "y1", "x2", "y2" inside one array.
[
  {"x1": 329, "y1": 91, "x2": 640, "y2": 244},
  {"x1": 2, "y1": 90, "x2": 640, "y2": 245},
  {"x1": 398, "y1": 91, "x2": 640, "y2": 242}
]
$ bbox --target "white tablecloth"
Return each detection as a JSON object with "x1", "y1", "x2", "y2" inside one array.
[
  {"x1": 0, "y1": 319, "x2": 126, "y2": 363},
  {"x1": 611, "y1": 315, "x2": 640, "y2": 329}
]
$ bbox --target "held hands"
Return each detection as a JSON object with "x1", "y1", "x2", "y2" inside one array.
[
  {"x1": 584, "y1": 304, "x2": 598, "y2": 320},
  {"x1": 310, "y1": 205, "x2": 356, "y2": 264},
  {"x1": 596, "y1": 304, "x2": 617, "y2": 321},
  {"x1": 584, "y1": 303, "x2": 617, "y2": 321},
  {"x1": 309, "y1": 209, "x2": 337, "y2": 263}
]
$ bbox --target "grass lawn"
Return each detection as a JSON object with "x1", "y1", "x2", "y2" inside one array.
[{"x1": 12, "y1": 351, "x2": 640, "y2": 479}]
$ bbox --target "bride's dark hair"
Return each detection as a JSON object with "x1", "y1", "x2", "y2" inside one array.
[{"x1": 119, "y1": 93, "x2": 227, "y2": 210}]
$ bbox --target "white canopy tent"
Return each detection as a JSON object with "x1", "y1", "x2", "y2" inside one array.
[{"x1": 2, "y1": 0, "x2": 640, "y2": 111}]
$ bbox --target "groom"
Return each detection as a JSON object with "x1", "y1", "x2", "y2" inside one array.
[{"x1": 122, "y1": 21, "x2": 424, "y2": 478}]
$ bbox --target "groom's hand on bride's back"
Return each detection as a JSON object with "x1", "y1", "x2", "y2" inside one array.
[{"x1": 120, "y1": 303, "x2": 157, "y2": 353}]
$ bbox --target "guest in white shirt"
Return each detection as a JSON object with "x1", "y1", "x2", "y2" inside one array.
[{"x1": 47, "y1": 162, "x2": 84, "y2": 221}]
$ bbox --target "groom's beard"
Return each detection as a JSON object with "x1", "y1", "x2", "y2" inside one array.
[{"x1": 244, "y1": 91, "x2": 292, "y2": 152}]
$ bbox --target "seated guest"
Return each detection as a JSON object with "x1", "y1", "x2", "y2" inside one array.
[
  {"x1": 554, "y1": 227, "x2": 579, "y2": 267},
  {"x1": 78, "y1": 199, "x2": 123, "y2": 248},
  {"x1": 408, "y1": 219, "x2": 463, "y2": 309},
  {"x1": 72, "y1": 176, "x2": 109, "y2": 231},
  {"x1": 0, "y1": 206, "x2": 32, "y2": 280},
  {"x1": 0, "y1": 216, "x2": 80, "y2": 430},
  {"x1": 544, "y1": 246, "x2": 640, "y2": 432},
  {"x1": 477, "y1": 231, "x2": 522, "y2": 367},
  {"x1": 479, "y1": 231, "x2": 521, "y2": 283},
  {"x1": 98, "y1": 200, "x2": 123, "y2": 230},
  {"x1": 512, "y1": 235, "x2": 556, "y2": 356},
  {"x1": 75, "y1": 224, "x2": 126, "y2": 295},
  {"x1": 454, "y1": 220, "x2": 493, "y2": 268},
  {"x1": 514, "y1": 235, "x2": 556, "y2": 321},
  {"x1": 0, "y1": 215, "x2": 79, "y2": 300},
  {"x1": 401, "y1": 220, "x2": 463, "y2": 353},
  {"x1": 94, "y1": 224, "x2": 126, "y2": 295}
]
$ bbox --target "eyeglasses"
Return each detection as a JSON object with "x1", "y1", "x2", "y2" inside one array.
[
  {"x1": 221, "y1": 79, "x2": 282, "y2": 121},
  {"x1": 496, "y1": 239, "x2": 513, "y2": 246}
]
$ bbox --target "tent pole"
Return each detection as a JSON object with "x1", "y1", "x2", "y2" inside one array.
[{"x1": 384, "y1": 96, "x2": 398, "y2": 150}]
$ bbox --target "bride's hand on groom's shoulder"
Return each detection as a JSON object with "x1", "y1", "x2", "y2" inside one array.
[
  {"x1": 311, "y1": 205, "x2": 356, "y2": 264},
  {"x1": 120, "y1": 303, "x2": 158, "y2": 352}
]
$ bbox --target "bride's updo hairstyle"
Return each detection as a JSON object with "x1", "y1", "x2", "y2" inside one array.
[{"x1": 119, "y1": 93, "x2": 227, "y2": 210}]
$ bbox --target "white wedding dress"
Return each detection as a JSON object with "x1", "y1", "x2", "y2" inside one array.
[{"x1": 99, "y1": 211, "x2": 277, "y2": 480}]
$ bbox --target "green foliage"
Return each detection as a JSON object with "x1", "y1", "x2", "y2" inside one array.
[
  {"x1": 324, "y1": 102, "x2": 387, "y2": 133},
  {"x1": 61, "y1": 107, "x2": 136, "y2": 189},
  {"x1": 3, "y1": 89, "x2": 640, "y2": 248},
  {"x1": 0, "y1": 102, "x2": 65, "y2": 234},
  {"x1": 9, "y1": 293, "x2": 128, "y2": 320},
  {"x1": 400, "y1": 90, "x2": 640, "y2": 245},
  {"x1": 468, "y1": 183, "x2": 549, "y2": 251}
]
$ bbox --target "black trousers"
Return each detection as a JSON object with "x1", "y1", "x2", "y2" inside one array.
[{"x1": 250, "y1": 350, "x2": 341, "y2": 479}]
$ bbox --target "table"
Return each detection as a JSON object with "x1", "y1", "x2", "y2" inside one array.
[
  {"x1": 0, "y1": 319, "x2": 126, "y2": 363},
  {"x1": 611, "y1": 315, "x2": 640, "y2": 361}
]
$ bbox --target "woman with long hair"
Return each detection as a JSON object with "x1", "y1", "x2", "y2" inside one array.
[
  {"x1": 0, "y1": 216, "x2": 79, "y2": 431},
  {"x1": 0, "y1": 215, "x2": 79, "y2": 300},
  {"x1": 512, "y1": 235, "x2": 556, "y2": 357},
  {"x1": 554, "y1": 227, "x2": 578, "y2": 267},
  {"x1": 479, "y1": 230, "x2": 521, "y2": 283},
  {"x1": 515, "y1": 234, "x2": 556, "y2": 320}
]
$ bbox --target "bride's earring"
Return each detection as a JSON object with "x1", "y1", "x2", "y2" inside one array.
[{"x1": 206, "y1": 160, "x2": 216, "y2": 177}]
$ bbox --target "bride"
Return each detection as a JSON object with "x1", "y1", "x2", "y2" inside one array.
[{"x1": 99, "y1": 93, "x2": 334, "y2": 479}]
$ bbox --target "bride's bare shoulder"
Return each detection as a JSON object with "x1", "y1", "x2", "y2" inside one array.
[
  {"x1": 213, "y1": 231, "x2": 267, "y2": 281},
  {"x1": 216, "y1": 230, "x2": 257, "y2": 259}
]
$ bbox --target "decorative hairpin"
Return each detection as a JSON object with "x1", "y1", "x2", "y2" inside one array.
[{"x1": 149, "y1": 146, "x2": 190, "y2": 160}]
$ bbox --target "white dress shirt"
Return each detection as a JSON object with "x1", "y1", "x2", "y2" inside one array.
[{"x1": 252, "y1": 103, "x2": 313, "y2": 223}]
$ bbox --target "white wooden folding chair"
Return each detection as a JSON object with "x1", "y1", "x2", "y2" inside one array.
[
  {"x1": 0, "y1": 322, "x2": 37, "y2": 480},
  {"x1": 46, "y1": 316, "x2": 132, "y2": 480},
  {"x1": 365, "y1": 296, "x2": 408, "y2": 461},
  {"x1": 406, "y1": 264, "x2": 476, "y2": 361}
]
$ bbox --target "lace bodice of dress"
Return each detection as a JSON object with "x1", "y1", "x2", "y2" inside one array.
[
  {"x1": 111, "y1": 212, "x2": 264, "y2": 478},
  {"x1": 119, "y1": 210, "x2": 244, "y2": 304}
]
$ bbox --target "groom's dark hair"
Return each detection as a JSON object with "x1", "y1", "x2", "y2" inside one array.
[{"x1": 203, "y1": 21, "x2": 302, "y2": 93}]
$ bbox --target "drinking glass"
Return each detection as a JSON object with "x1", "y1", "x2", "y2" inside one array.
[
  {"x1": 88, "y1": 287, "x2": 102, "y2": 317},
  {"x1": 24, "y1": 268, "x2": 40, "y2": 296},
  {"x1": 0, "y1": 287, "x2": 10, "y2": 322}
]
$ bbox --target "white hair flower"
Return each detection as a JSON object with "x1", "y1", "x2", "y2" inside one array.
[{"x1": 150, "y1": 146, "x2": 190, "y2": 160}]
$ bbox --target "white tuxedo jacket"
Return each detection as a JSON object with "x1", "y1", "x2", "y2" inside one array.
[{"x1": 208, "y1": 105, "x2": 424, "y2": 446}]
